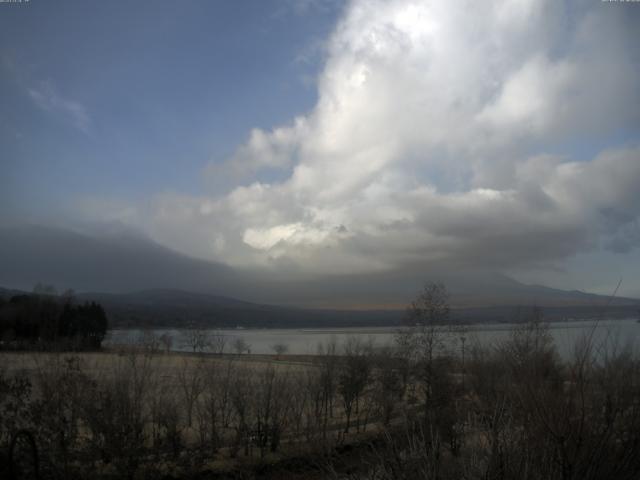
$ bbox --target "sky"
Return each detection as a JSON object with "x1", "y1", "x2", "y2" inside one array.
[{"x1": 2, "y1": 0, "x2": 640, "y2": 300}]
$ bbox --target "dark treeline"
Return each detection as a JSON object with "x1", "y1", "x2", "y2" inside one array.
[
  {"x1": 2, "y1": 286, "x2": 638, "y2": 330},
  {"x1": 0, "y1": 283, "x2": 639, "y2": 479},
  {"x1": 0, "y1": 287, "x2": 108, "y2": 350},
  {"x1": 103, "y1": 302, "x2": 640, "y2": 329}
]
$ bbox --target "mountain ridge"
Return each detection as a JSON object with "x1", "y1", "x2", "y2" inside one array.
[
  {"x1": 1, "y1": 225, "x2": 638, "y2": 322},
  {"x1": 2, "y1": 285, "x2": 638, "y2": 329}
]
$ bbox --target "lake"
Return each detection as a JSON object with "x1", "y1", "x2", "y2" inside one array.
[{"x1": 105, "y1": 318, "x2": 640, "y2": 360}]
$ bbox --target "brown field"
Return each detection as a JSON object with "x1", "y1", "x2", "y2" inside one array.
[{"x1": 2, "y1": 322, "x2": 640, "y2": 480}]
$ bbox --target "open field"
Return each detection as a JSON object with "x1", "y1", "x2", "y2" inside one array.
[
  {"x1": 3, "y1": 320, "x2": 640, "y2": 479},
  {"x1": 0, "y1": 350, "x2": 315, "y2": 376},
  {"x1": 0, "y1": 345, "x2": 405, "y2": 479}
]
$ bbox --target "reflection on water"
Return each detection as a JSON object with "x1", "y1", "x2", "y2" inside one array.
[{"x1": 105, "y1": 318, "x2": 640, "y2": 360}]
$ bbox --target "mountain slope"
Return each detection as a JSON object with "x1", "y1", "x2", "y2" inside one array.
[
  {"x1": 1, "y1": 225, "x2": 638, "y2": 314},
  {"x1": 0, "y1": 224, "x2": 240, "y2": 296},
  {"x1": 3, "y1": 285, "x2": 637, "y2": 329}
]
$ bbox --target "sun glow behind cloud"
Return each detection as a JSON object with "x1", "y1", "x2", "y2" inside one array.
[{"x1": 85, "y1": 0, "x2": 639, "y2": 282}]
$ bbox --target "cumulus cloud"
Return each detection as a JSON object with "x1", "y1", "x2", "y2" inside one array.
[
  {"x1": 105, "y1": 0, "x2": 640, "y2": 278},
  {"x1": 207, "y1": 117, "x2": 309, "y2": 181}
]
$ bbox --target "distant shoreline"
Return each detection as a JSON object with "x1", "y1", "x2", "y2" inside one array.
[{"x1": 107, "y1": 316, "x2": 638, "y2": 332}]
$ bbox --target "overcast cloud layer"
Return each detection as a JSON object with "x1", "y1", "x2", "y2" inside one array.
[{"x1": 91, "y1": 0, "x2": 640, "y2": 283}]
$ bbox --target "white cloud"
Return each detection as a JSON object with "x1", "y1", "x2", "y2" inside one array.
[
  {"x1": 209, "y1": 117, "x2": 308, "y2": 179},
  {"x1": 97, "y1": 0, "x2": 640, "y2": 279},
  {"x1": 478, "y1": 55, "x2": 576, "y2": 134},
  {"x1": 28, "y1": 81, "x2": 90, "y2": 133},
  {"x1": 243, "y1": 222, "x2": 334, "y2": 251}
]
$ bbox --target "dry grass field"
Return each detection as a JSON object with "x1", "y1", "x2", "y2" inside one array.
[
  {"x1": 2, "y1": 320, "x2": 640, "y2": 480},
  {"x1": 0, "y1": 345, "x2": 398, "y2": 478}
]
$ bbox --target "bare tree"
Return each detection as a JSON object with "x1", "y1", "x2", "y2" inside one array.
[
  {"x1": 396, "y1": 283, "x2": 451, "y2": 414},
  {"x1": 30, "y1": 353, "x2": 90, "y2": 478},
  {"x1": 338, "y1": 336, "x2": 372, "y2": 433},
  {"x1": 159, "y1": 332, "x2": 173, "y2": 354},
  {"x1": 210, "y1": 330, "x2": 228, "y2": 355},
  {"x1": 372, "y1": 346, "x2": 405, "y2": 426},
  {"x1": 152, "y1": 389, "x2": 184, "y2": 458},
  {"x1": 232, "y1": 337, "x2": 250, "y2": 355},
  {"x1": 271, "y1": 342, "x2": 289, "y2": 358},
  {"x1": 315, "y1": 337, "x2": 339, "y2": 442},
  {"x1": 229, "y1": 367, "x2": 254, "y2": 457},
  {"x1": 181, "y1": 328, "x2": 211, "y2": 353},
  {"x1": 302, "y1": 368, "x2": 325, "y2": 442},
  {"x1": 177, "y1": 357, "x2": 205, "y2": 428},
  {"x1": 288, "y1": 370, "x2": 311, "y2": 438},
  {"x1": 80, "y1": 353, "x2": 155, "y2": 479},
  {"x1": 450, "y1": 323, "x2": 470, "y2": 391},
  {"x1": 195, "y1": 360, "x2": 220, "y2": 451},
  {"x1": 194, "y1": 357, "x2": 237, "y2": 453},
  {"x1": 138, "y1": 329, "x2": 161, "y2": 354},
  {"x1": 398, "y1": 282, "x2": 450, "y2": 360},
  {"x1": 252, "y1": 365, "x2": 293, "y2": 456}
]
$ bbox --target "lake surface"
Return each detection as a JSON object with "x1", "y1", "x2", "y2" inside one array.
[{"x1": 105, "y1": 318, "x2": 640, "y2": 360}]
